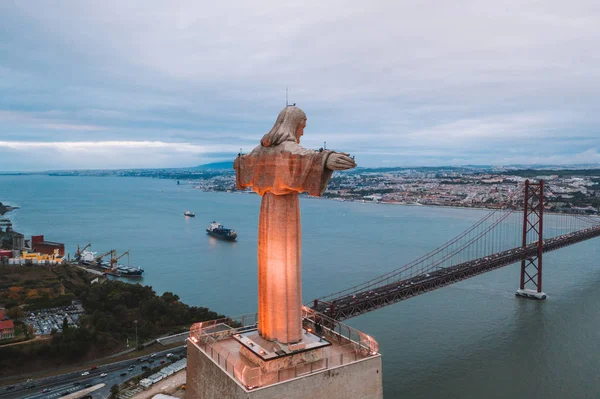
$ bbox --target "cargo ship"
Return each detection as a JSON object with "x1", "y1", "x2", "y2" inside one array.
[
  {"x1": 77, "y1": 246, "x2": 144, "y2": 278},
  {"x1": 116, "y1": 265, "x2": 144, "y2": 277},
  {"x1": 206, "y1": 221, "x2": 237, "y2": 241},
  {"x1": 184, "y1": 211, "x2": 195, "y2": 217},
  {"x1": 79, "y1": 250, "x2": 97, "y2": 266},
  {"x1": 98, "y1": 261, "x2": 111, "y2": 270},
  {"x1": 103, "y1": 265, "x2": 144, "y2": 278}
]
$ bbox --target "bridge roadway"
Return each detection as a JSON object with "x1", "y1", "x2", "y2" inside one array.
[{"x1": 314, "y1": 225, "x2": 600, "y2": 321}]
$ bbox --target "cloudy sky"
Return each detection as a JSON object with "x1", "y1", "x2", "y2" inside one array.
[{"x1": 1, "y1": 0, "x2": 599, "y2": 171}]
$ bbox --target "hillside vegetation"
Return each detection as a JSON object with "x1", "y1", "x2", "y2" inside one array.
[
  {"x1": 0, "y1": 265, "x2": 222, "y2": 376},
  {"x1": 0, "y1": 264, "x2": 89, "y2": 310}
]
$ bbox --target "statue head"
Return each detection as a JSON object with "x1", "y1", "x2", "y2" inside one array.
[{"x1": 261, "y1": 106, "x2": 307, "y2": 147}]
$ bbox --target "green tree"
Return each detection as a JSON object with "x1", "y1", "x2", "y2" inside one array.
[
  {"x1": 63, "y1": 317, "x2": 69, "y2": 332},
  {"x1": 161, "y1": 291, "x2": 180, "y2": 303},
  {"x1": 110, "y1": 384, "x2": 119, "y2": 398},
  {"x1": 24, "y1": 324, "x2": 34, "y2": 339},
  {"x1": 6, "y1": 306, "x2": 24, "y2": 320}
]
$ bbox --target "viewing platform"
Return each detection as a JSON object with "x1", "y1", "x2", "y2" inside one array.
[{"x1": 187, "y1": 307, "x2": 382, "y2": 398}]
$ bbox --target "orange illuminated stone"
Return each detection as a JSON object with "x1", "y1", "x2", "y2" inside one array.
[{"x1": 235, "y1": 105, "x2": 355, "y2": 344}]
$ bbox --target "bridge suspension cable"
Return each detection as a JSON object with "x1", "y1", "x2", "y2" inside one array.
[
  {"x1": 317, "y1": 183, "x2": 526, "y2": 302},
  {"x1": 316, "y1": 180, "x2": 600, "y2": 313}
]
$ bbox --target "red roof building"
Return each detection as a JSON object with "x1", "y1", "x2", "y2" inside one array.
[
  {"x1": 32, "y1": 235, "x2": 65, "y2": 257},
  {"x1": 0, "y1": 319, "x2": 15, "y2": 340}
]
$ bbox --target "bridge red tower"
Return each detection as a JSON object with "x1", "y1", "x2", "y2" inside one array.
[{"x1": 516, "y1": 179, "x2": 547, "y2": 299}]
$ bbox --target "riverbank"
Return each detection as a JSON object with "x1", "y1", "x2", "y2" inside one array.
[
  {"x1": 0, "y1": 263, "x2": 223, "y2": 378},
  {"x1": 231, "y1": 188, "x2": 600, "y2": 216}
]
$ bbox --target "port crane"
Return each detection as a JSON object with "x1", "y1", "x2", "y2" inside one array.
[
  {"x1": 94, "y1": 249, "x2": 115, "y2": 265},
  {"x1": 110, "y1": 250, "x2": 130, "y2": 270},
  {"x1": 74, "y1": 242, "x2": 92, "y2": 260}
]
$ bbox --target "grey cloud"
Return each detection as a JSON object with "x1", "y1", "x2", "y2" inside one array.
[{"x1": 0, "y1": 0, "x2": 599, "y2": 170}]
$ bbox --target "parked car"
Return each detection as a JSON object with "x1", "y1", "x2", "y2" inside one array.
[
  {"x1": 120, "y1": 372, "x2": 127, "y2": 376},
  {"x1": 81, "y1": 371, "x2": 90, "y2": 376},
  {"x1": 100, "y1": 373, "x2": 108, "y2": 378},
  {"x1": 141, "y1": 366, "x2": 149, "y2": 370},
  {"x1": 42, "y1": 388, "x2": 51, "y2": 393},
  {"x1": 90, "y1": 366, "x2": 98, "y2": 371}
]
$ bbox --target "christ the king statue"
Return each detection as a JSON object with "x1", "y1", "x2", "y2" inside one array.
[{"x1": 234, "y1": 105, "x2": 356, "y2": 344}]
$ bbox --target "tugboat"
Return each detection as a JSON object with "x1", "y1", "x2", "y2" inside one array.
[
  {"x1": 206, "y1": 221, "x2": 237, "y2": 241},
  {"x1": 184, "y1": 211, "x2": 195, "y2": 217}
]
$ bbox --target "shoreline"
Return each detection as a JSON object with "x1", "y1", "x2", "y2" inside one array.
[
  {"x1": 0, "y1": 202, "x2": 19, "y2": 216},
  {"x1": 216, "y1": 189, "x2": 598, "y2": 216}
]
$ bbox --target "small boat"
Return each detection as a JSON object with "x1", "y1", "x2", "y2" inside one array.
[
  {"x1": 184, "y1": 211, "x2": 195, "y2": 217},
  {"x1": 206, "y1": 221, "x2": 237, "y2": 241}
]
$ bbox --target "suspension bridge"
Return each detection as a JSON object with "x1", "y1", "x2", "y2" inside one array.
[{"x1": 312, "y1": 180, "x2": 600, "y2": 321}]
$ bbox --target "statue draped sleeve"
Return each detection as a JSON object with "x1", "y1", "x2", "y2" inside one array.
[{"x1": 235, "y1": 142, "x2": 333, "y2": 197}]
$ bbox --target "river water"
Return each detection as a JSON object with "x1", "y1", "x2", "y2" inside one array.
[{"x1": 1, "y1": 175, "x2": 599, "y2": 398}]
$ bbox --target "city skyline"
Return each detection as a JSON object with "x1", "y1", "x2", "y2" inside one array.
[{"x1": 1, "y1": 0, "x2": 599, "y2": 171}]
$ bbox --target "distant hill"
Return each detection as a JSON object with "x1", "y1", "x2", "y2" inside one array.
[{"x1": 190, "y1": 161, "x2": 233, "y2": 170}]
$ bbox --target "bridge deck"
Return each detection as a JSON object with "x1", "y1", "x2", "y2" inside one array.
[{"x1": 314, "y1": 226, "x2": 600, "y2": 321}]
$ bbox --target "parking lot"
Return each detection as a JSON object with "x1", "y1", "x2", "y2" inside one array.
[{"x1": 25, "y1": 304, "x2": 84, "y2": 335}]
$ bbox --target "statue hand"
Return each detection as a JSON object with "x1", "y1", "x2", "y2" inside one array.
[{"x1": 326, "y1": 153, "x2": 356, "y2": 170}]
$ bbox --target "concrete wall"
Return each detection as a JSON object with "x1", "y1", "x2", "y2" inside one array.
[
  {"x1": 186, "y1": 341, "x2": 383, "y2": 399},
  {"x1": 249, "y1": 356, "x2": 383, "y2": 399},
  {"x1": 187, "y1": 340, "x2": 247, "y2": 398}
]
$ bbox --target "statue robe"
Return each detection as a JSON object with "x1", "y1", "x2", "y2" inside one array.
[{"x1": 235, "y1": 141, "x2": 333, "y2": 344}]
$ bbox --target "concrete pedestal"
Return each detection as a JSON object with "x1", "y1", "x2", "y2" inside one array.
[
  {"x1": 516, "y1": 288, "x2": 547, "y2": 300},
  {"x1": 186, "y1": 340, "x2": 383, "y2": 399}
]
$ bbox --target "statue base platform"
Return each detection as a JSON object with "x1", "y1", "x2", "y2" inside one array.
[
  {"x1": 234, "y1": 328, "x2": 330, "y2": 373},
  {"x1": 186, "y1": 309, "x2": 383, "y2": 398}
]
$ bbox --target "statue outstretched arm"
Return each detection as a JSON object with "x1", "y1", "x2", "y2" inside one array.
[{"x1": 326, "y1": 152, "x2": 356, "y2": 171}]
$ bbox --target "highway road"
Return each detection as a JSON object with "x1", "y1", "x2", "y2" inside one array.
[{"x1": 0, "y1": 346, "x2": 186, "y2": 399}]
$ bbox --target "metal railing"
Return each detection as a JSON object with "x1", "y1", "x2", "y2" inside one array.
[{"x1": 188, "y1": 307, "x2": 379, "y2": 390}]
